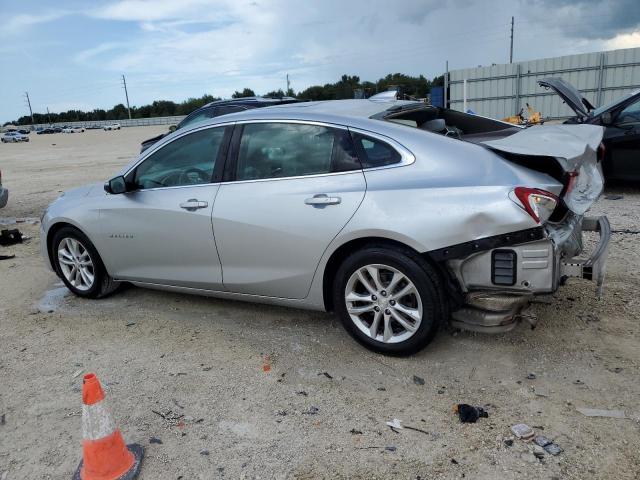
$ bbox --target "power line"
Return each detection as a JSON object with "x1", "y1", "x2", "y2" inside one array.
[{"x1": 121, "y1": 74, "x2": 132, "y2": 120}]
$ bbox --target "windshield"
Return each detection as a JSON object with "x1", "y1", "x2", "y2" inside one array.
[{"x1": 591, "y1": 89, "x2": 640, "y2": 116}]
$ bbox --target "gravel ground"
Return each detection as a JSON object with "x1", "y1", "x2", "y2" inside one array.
[{"x1": 0, "y1": 127, "x2": 639, "y2": 479}]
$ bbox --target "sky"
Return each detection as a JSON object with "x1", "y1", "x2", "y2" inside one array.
[{"x1": 1, "y1": 0, "x2": 640, "y2": 123}]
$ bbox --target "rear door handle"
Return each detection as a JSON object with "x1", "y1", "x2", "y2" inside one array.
[
  {"x1": 179, "y1": 199, "x2": 209, "y2": 211},
  {"x1": 304, "y1": 194, "x2": 341, "y2": 206}
]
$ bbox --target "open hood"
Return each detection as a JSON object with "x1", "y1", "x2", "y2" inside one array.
[
  {"x1": 482, "y1": 124, "x2": 604, "y2": 215},
  {"x1": 539, "y1": 77, "x2": 595, "y2": 118}
]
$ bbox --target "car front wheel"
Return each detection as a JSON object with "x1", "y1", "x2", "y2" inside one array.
[
  {"x1": 52, "y1": 227, "x2": 120, "y2": 298},
  {"x1": 333, "y1": 246, "x2": 446, "y2": 356}
]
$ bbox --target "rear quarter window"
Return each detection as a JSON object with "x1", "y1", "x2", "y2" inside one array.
[{"x1": 352, "y1": 133, "x2": 401, "y2": 168}]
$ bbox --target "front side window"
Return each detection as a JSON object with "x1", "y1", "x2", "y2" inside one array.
[
  {"x1": 235, "y1": 123, "x2": 355, "y2": 181},
  {"x1": 133, "y1": 127, "x2": 226, "y2": 190},
  {"x1": 352, "y1": 133, "x2": 401, "y2": 168}
]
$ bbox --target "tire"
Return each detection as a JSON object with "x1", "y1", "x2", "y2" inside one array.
[
  {"x1": 333, "y1": 245, "x2": 446, "y2": 356},
  {"x1": 51, "y1": 226, "x2": 120, "y2": 299}
]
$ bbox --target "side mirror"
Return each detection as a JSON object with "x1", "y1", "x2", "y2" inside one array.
[
  {"x1": 168, "y1": 124, "x2": 177, "y2": 132},
  {"x1": 601, "y1": 111, "x2": 613, "y2": 126},
  {"x1": 104, "y1": 175, "x2": 127, "y2": 194}
]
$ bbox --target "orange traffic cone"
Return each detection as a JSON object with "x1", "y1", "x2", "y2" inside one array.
[{"x1": 73, "y1": 373, "x2": 143, "y2": 480}]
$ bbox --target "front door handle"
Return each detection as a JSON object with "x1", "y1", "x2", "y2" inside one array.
[
  {"x1": 179, "y1": 199, "x2": 209, "y2": 211},
  {"x1": 304, "y1": 194, "x2": 341, "y2": 206}
]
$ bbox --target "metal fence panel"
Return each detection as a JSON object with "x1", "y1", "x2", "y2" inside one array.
[
  {"x1": 447, "y1": 46, "x2": 640, "y2": 120},
  {"x1": 24, "y1": 115, "x2": 186, "y2": 130}
]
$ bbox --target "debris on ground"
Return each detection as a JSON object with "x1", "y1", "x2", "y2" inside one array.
[
  {"x1": 386, "y1": 418, "x2": 403, "y2": 431},
  {"x1": 151, "y1": 409, "x2": 185, "y2": 425},
  {"x1": 350, "y1": 429, "x2": 363, "y2": 435},
  {"x1": 533, "y1": 435, "x2": 552, "y2": 447},
  {"x1": 604, "y1": 194, "x2": 624, "y2": 200},
  {"x1": 0, "y1": 254, "x2": 15, "y2": 261},
  {"x1": 200, "y1": 450, "x2": 210, "y2": 456},
  {"x1": 503, "y1": 438, "x2": 514, "y2": 447},
  {"x1": 544, "y1": 443, "x2": 563, "y2": 455},
  {"x1": 0, "y1": 413, "x2": 5, "y2": 425},
  {"x1": 526, "y1": 373, "x2": 537, "y2": 380},
  {"x1": 319, "y1": 372, "x2": 333, "y2": 379},
  {"x1": 0, "y1": 229, "x2": 23, "y2": 246},
  {"x1": 576, "y1": 407, "x2": 626, "y2": 418},
  {"x1": 72, "y1": 368, "x2": 84, "y2": 379},
  {"x1": 511, "y1": 423, "x2": 535, "y2": 440},
  {"x1": 149, "y1": 437, "x2": 163, "y2": 444},
  {"x1": 262, "y1": 355, "x2": 271, "y2": 373},
  {"x1": 454, "y1": 404, "x2": 489, "y2": 423},
  {"x1": 385, "y1": 418, "x2": 430, "y2": 435},
  {"x1": 302, "y1": 406, "x2": 319, "y2": 415},
  {"x1": 412, "y1": 375, "x2": 425, "y2": 385}
]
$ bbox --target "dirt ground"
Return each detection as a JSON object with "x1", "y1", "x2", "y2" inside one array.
[{"x1": 0, "y1": 126, "x2": 638, "y2": 480}]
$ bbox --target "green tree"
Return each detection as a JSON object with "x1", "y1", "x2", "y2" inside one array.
[{"x1": 232, "y1": 88, "x2": 256, "y2": 98}]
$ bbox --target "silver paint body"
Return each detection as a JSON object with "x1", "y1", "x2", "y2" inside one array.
[{"x1": 41, "y1": 99, "x2": 606, "y2": 311}]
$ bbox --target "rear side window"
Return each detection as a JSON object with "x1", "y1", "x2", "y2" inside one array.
[
  {"x1": 235, "y1": 123, "x2": 359, "y2": 180},
  {"x1": 352, "y1": 133, "x2": 401, "y2": 168}
]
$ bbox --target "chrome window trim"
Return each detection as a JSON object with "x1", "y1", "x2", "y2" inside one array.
[
  {"x1": 111, "y1": 182, "x2": 223, "y2": 194},
  {"x1": 221, "y1": 120, "x2": 413, "y2": 184},
  {"x1": 121, "y1": 119, "x2": 415, "y2": 188}
]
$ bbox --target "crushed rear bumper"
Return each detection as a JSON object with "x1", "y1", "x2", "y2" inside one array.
[{"x1": 447, "y1": 215, "x2": 610, "y2": 333}]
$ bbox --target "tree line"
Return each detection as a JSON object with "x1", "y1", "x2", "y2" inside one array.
[{"x1": 8, "y1": 73, "x2": 443, "y2": 126}]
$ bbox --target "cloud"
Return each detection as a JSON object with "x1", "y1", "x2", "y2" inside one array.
[
  {"x1": 606, "y1": 30, "x2": 640, "y2": 50},
  {"x1": 0, "y1": 11, "x2": 70, "y2": 36},
  {"x1": 526, "y1": 0, "x2": 640, "y2": 40}
]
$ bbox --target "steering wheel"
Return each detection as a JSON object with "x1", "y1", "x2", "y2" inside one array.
[{"x1": 178, "y1": 167, "x2": 210, "y2": 185}]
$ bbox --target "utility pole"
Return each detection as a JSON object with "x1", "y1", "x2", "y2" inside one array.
[
  {"x1": 509, "y1": 16, "x2": 514, "y2": 64},
  {"x1": 444, "y1": 60, "x2": 448, "y2": 109},
  {"x1": 121, "y1": 74, "x2": 132, "y2": 120},
  {"x1": 286, "y1": 74, "x2": 290, "y2": 96},
  {"x1": 24, "y1": 92, "x2": 35, "y2": 125},
  {"x1": 46, "y1": 107, "x2": 51, "y2": 125}
]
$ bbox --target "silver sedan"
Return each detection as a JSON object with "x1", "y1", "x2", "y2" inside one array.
[{"x1": 41, "y1": 99, "x2": 610, "y2": 355}]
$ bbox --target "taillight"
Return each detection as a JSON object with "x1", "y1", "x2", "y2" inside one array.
[{"x1": 513, "y1": 187, "x2": 558, "y2": 224}]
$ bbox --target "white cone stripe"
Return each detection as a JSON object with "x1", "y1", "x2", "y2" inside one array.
[{"x1": 82, "y1": 401, "x2": 117, "y2": 441}]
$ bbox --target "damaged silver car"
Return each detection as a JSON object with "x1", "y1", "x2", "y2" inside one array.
[{"x1": 40, "y1": 98, "x2": 610, "y2": 355}]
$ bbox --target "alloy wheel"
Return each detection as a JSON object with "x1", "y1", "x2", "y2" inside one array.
[
  {"x1": 57, "y1": 237, "x2": 95, "y2": 291},
  {"x1": 344, "y1": 263, "x2": 423, "y2": 344}
]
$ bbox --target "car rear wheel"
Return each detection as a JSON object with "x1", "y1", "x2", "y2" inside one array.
[
  {"x1": 333, "y1": 246, "x2": 445, "y2": 356},
  {"x1": 52, "y1": 227, "x2": 120, "y2": 299}
]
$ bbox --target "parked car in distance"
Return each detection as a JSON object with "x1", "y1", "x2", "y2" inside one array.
[
  {"x1": 86, "y1": 124, "x2": 102, "y2": 130},
  {"x1": 17, "y1": 129, "x2": 30, "y2": 135},
  {"x1": 62, "y1": 126, "x2": 85, "y2": 133},
  {"x1": 103, "y1": 123, "x2": 121, "y2": 131},
  {"x1": 0, "y1": 169, "x2": 7, "y2": 208},
  {"x1": 2, "y1": 131, "x2": 29, "y2": 142},
  {"x1": 37, "y1": 128, "x2": 57, "y2": 134},
  {"x1": 140, "y1": 96, "x2": 300, "y2": 152},
  {"x1": 540, "y1": 77, "x2": 640, "y2": 180},
  {"x1": 41, "y1": 98, "x2": 609, "y2": 355}
]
